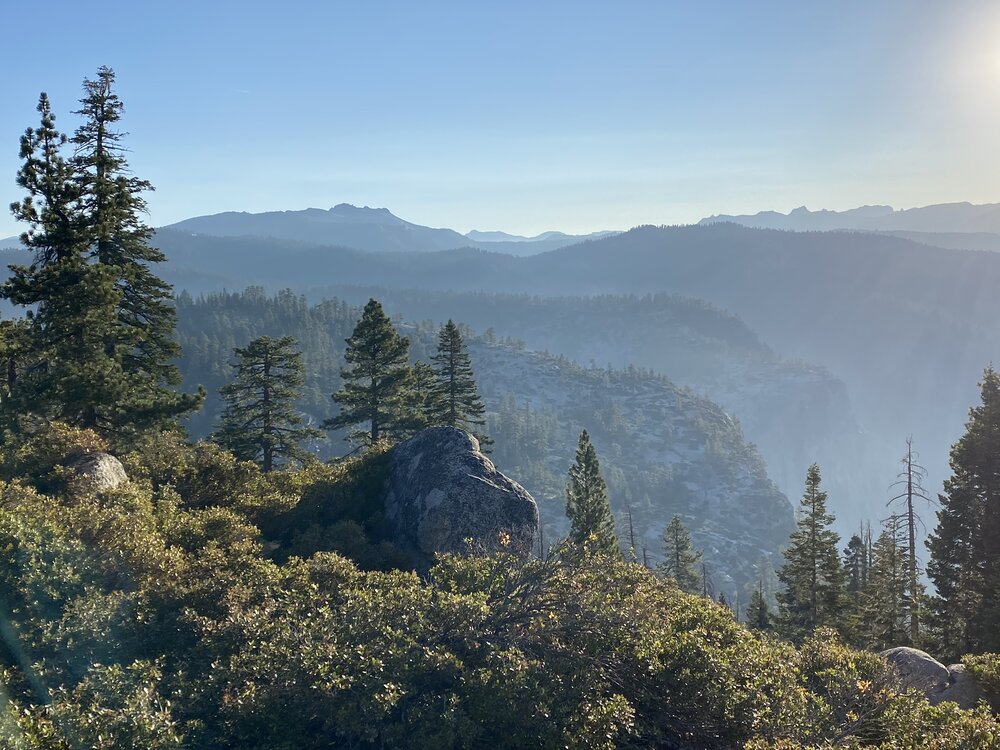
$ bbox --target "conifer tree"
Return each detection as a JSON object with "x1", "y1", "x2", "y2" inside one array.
[
  {"x1": 565, "y1": 429, "x2": 618, "y2": 555},
  {"x1": 842, "y1": 528, "x2": 872, "y2": 635},
  {"x1": 776, "y1": 463, "x2": 847, "y2": 642},
  {"x1": 843, "y1": 533, "x2": 869, "y2": 605},
  {"x1": 408, "y1": 361, "x2": 444, "y2": 431},
  {"x1": 861, "y1": 515, "x2": 916, "y2": 650},
  {"x1": 429, "y1": 320, "x2": 492, "y2": 448},
  {"x1": 657, "y1": 515, "x2": 702, "y2": 594},
  {"x1": 746, "y1": 581, "x2": 772, "y2": 632},
  {"x1": 3, "y1": 92, "x2": 127, "y2": 432},
  {"x1": 4, "y1": 73, "x2": 201, "y2": 439},
  {"x1": 214, "y1": 336, "x2": 322, "y2": 472},
  {"x1": 70, "y1": 66, "x2": 201, "y2": 431},
  {"x1": 889, "y1": 438, "x2": 932, "y2": 644},
  {"x1": 326, "y1": 299, "x2": 414, "y2": 446},
  {"x1": 928, "y1": 366, "x2": 1000, "y2": 657}
]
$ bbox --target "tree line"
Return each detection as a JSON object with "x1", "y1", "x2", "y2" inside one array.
[{"x1": 213, "y1": 301, "x2": 492, "y2": 467}]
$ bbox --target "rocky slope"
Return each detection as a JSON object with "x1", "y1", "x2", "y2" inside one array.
[
  {"x1": 173, "y1": 290, "x2": 795, "y2": 599},
  {"x1": 467, "y1": 340, "x2": 794, "y2": 598},
  {"x1": 309, "y1": 287, "x2": 878, "y2": 531}
]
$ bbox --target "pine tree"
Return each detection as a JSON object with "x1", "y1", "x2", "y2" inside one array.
[
  {"x1": 429, "y1": 320, "x2": 491, "y2": 448},
  {"x1": 657, "y1": 515, "x2": 702, "y2": 594},
  {"x1": 408, "y1": 361, "x2": 445, "y2": 431},
  {"x1": 842, "y1": 529, "x2": 872, "y2": 636},
  {"x1": 214, "y1": 336, "x2": 322, "y2": 472},
  {"x1": 776, "y1": 463, "x2": 847, "y2": 642},
  {"x1": 928, "y1": 366, "x2": 1000, "y2": 657},
  {"x1": 565, "y1": 429, "x2": 618, "y2": 555},
  {"x1": 70, "y1": 66, "x2": 202, "y2": 431},
  {"x1": 326, "y1": 299, "x2": 414, "y2": 446},
  {"x1": 746, "y1": 581, "x2": 772, "y2": 632},
  {"x1": 887, "y1": 438, "x2": 932, "y2": 644},
  {"x1": 843, "y1": 533, "x2": 869, "y2": 605},
  {"x1": 3, "y1": 92, "x2": 126, "y2": 433},
  {"x1": 861, "y1": 515, "x2": 917, "y2": 650},
  {"x1": 4, "y1": 73, "x2": 201, "y2": 440}
]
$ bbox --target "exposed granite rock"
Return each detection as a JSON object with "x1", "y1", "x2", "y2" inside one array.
[
  {"x1": 882, "y1": 647, "x2": 999, "y2": 710},
  {"x1": 69, "y1": 452, "x2": 128, "y2": 495},
  {"x1": 932, "y1": 664, "x2": 986, "y2": 709},
  {"x1": 882, "y1": 647, "x2": 951, "y2": 696},
  {"x1": 384, "y1": 427, "x2": 538, "y2": 568}
]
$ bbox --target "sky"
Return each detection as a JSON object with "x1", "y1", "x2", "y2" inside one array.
[{"x1": 3, "y1": 0, "x2": 1000, "y2": 237}]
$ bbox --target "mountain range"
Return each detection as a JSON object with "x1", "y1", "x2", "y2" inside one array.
[
  {"x1": 7, "y1": 198, "x2": 1000, "y2": 254},
  {"x1": 158, "y1": 204, "x2": 613, "y2": 256},
  {"x1": 699, "y1": 201, "x2": 1000, "y2": 248}
]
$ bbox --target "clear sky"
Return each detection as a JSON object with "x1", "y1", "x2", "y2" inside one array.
[{"x1": 3, "y1": 0, "x2": 1000, "y2": 237}]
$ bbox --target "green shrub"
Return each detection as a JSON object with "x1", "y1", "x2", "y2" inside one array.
[{"x1": 0, "y1": 432, "x2": 997, "y2": 749}]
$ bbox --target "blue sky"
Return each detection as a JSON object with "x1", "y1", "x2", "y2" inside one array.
[{"x1": 3, "y1": 0, "x2": 1000, "y2": 236}]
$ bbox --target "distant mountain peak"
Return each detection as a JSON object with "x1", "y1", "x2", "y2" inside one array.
[
  {"x1": 698, "y1": 201, "x2": 1000, "y2": 233},
  {"x1": 161, "y1": 205, "x2": 617, "y2": 256}
]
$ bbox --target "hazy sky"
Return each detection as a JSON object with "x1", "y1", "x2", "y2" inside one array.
[{"x1": 3, "y1": 0, "x2": 1000, "y2": 237}]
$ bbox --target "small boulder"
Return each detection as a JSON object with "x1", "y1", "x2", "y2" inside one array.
[
  {"x1": 881, "y1": 647, "x2": 951, "y2": 696},
  {"x1": 932, "y1": 664, "x2": 986, "y2": 709},
  {"x1": 69, "y1": 452, "x2": 128, "y2": 495},
  {"x1": 383, "y1": 427, "x2": 538, "y2": 568}
]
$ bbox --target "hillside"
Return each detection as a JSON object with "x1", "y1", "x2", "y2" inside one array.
[
  {"x1": 173, "y1": 289, "x2": 794, "y2": 598},
  {"x1": 306, "y1": 287, "x2": 877, "y2": 523}
]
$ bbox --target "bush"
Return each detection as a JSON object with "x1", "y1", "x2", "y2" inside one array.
[{"x1": 0, "y1": 431, "x2": 997, "y2": 748}]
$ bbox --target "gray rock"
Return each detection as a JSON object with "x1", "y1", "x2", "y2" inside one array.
[
  {"x1": 384, "y1": 427, "x2": 538, "y2": 568},
  {"x1": 932, "y1": 664, "x2": 986, "y2": 709},
  {"x1": 881, "y1": 647, "x2": 951, "y2": 696},
  {"x1": 69, "y1": 452, "x2": 128, "y2": 495}
]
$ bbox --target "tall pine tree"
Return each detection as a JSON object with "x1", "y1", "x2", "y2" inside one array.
[
  {"x1": 70, "y1": 66, "x2": 201, "y2": 431},
  {"x1": 565, "y1": 429, "x2": 618, "y2": 555},
  {"x1": 4, "y1": 72, "x2": 201, "y2": 440},
  {"x1": 429, "y1": 320, "x2": 491, "y2": 449},
  {"x1": 927, "y1": 366, "x2": 1000, "y2": 658},
  {"x1": 326, "y1": 299, "x2": 414, "y2": 446},
  {"x1": 3, "y1": 92, "x2": 127, "y2": 433},
  {"x1": 214, "y1": 336, "x2": 322, "y2": 472},
  {"x1": 657, "y1": 515, "x2": 702, "y2": 594},
  {"x1": 888, "y1": 438, "x2": 932, "y2": 644},
  {"x1": 776, "y1": 463, "x2": 846, "y2": 642}
]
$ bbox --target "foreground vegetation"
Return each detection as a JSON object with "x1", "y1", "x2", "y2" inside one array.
[{"x1": 0, "y1": 425, "x2": 996, "y2": 749}]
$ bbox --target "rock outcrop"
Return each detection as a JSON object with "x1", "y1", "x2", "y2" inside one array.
[
  {"x1": 383, "y1": 427, "x2": 538, "y2": 568},
  {"x1": 882, "y1": 647, "x2": 951, "y2": 695},
  {"x1": 882, "y1": 647, "x2": 996, "y2": 710},
  {"x1": 69, "y1": 452, "x2": 128, "y2": 495},
  {"x1": 938, "y1": 664, "x2": 986, "y2": 709}
]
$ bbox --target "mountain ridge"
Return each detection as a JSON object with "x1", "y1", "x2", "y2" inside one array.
[
  {"x1": 699, "y1": 200, "x2": 1000, "y2": 234},
  {"x1": 163, "y1": 204, "x2": 614, "y2": 256}
]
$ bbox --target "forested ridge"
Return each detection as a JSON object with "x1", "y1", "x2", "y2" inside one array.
[
  {"x1": 173, "y1": 287, "x2": 794, "y2": 599},
  {"x1": 1, "y1": 67, "x2": 1000, "y2": 749}
]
